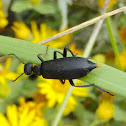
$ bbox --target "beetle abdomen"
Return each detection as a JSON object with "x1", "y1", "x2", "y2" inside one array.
[{"x1": 41, "y1": 57, "x2": 96, "y2": 79}]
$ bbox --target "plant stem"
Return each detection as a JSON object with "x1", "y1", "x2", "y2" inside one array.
[
  {"x1": 89, "y1": 119, "x2": 108, "y2": 126},
  {"x1": 51, "y1": 85, "x2": 74, "y2": 126},
  {"x1": 105, "y1": 18, "x2": 122, "y2": 70},
  {"x1": 38, "y1": 6, "x2": 126, "y2": 44},
  {"x1": 84, "y1": 20, "x2": 104, "y2": 57},
  {"x1": 84, "y1": 0, "x2": 110, "y2": 57}
]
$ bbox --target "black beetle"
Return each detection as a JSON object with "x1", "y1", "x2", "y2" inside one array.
[{"x1": 9, "y1": 47, "x2": 113, "y2": 96}]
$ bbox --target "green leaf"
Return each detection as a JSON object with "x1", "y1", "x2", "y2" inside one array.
[
  {"x1": 11, "y1": 0, "x2": 57, "y2": 14},
  {"x1": 80, "y1": 62, "x2": 126, "y2": 97},
  {"x1": 0, "y1": 35, "x2": 55, "y2": 64},
  {"x1": 105, "y1": 18, "x2": 122, "y2": 70},
  {"x1": 33, "y1": 2, "x2": 58, "y2": 15},
  {"x1": 11, "y1": 0, "x2": 32, "y2": 13},
  {"x1": 0, "y1": 35, "x2": 126, "y2": 97},
  {"x1": 114, "y1": 105, "x2": 126, "y2": 122}
]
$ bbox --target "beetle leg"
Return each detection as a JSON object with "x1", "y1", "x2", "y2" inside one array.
[
  {"x1": 37, "y1": 46, "x2": 49, "y2": 62},
  {"x1": 63, "y1": 47, "x2": 75, "y2": 57},
  {"x1": 44, "y1": 46, "x2": 49, "y2": 57},
  {"x1": 69, "y1": 79, "x2": 94, "y2": 87},
  {"x1": 54, "y1": 51, "x2": 63, "y2": 59},
  {"x1": 60, "y1": 80, "x2": 65, "y2": 84},
  {"x1": 69, "y1": 79, "x2": 75, "y2": 86},
  {"x1": 37, "y1": 54, "x2": 44, "y2": 62},
  {"x1": 93, "y1": 85, "x2": 115, "y2": 96},
  {"x1": 69, "y1": 80, "x2": 114, "y2": 96}
]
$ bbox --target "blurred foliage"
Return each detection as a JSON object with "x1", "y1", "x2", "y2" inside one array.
[
  {"x1": 0, "y1": 0, "x2": 126, "y2": 126},
  {"x1": 11, "y1": 0, "x2": 58, "y2": 14}
]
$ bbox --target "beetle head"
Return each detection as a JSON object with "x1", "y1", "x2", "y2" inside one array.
[{"x1": 24, "y1": 62, "x2": 33, "y2": 75}]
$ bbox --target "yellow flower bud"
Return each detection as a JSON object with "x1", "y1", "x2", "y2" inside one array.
[
  {"x1": 96, "y1": 101, "x2": 114, "y2": 120},
  {"x1": 0, "y1": 10, "x2": 8, "y2": 29},
  {"x1": 115, "y1": 50, "x2": 126, "y2": 70}
]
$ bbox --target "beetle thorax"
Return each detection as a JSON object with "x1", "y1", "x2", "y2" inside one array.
[{"x1": 32, "y1": 65, "x2": 41, "y2": 76}]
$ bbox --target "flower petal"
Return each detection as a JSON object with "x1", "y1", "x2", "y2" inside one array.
[{"x1": 6, "y1": 105, "x2": 18, "y2": 126}]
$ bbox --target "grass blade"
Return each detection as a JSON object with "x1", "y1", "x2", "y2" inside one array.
[{"x1": 0, "y1": 35, "x2": 126, "y2": 96}]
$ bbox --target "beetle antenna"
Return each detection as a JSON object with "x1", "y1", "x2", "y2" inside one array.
[
  {"x1": 9, "y1": 54, "x2": 25, "y2": 64},
  {"x1": 13, "y1": 73, "x2": 24, "y2": 82}
]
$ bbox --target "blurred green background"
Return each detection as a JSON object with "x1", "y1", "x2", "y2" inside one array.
[{"x1": 0, "y1": 0, "x2": 126, "y2": 126}]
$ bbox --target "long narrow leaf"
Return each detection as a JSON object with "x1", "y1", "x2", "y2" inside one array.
[{"x1": 0, "y1": 35, "x2": 126, "y2": 96}]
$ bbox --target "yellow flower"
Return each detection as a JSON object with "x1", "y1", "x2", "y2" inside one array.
[
  {"x1": 0, "y1": 0, "x2": 1, "y2": 8},
  {"x1": 119, "y1": 27, "x2": 126, "y2": 44},
  {"x1": 96, "y1": 100, "x2": 114, "y2": 120},
  {"x1": 115, "y1": 50, "x2": 126, "y2": 70},
  {"x1": 93, "y1": 54, "x2": 106, "y2": 64},
  {"x1": 0, "y1": 58, "x2": 17, "y2": 85},
  {"x1": 11, "y1": 22, "x2": 32, "y2": 40},
  {"x1": 12, "y1": 20, "x2": 72, "y2": 48},
  {"x1": 31, "y1": 21, "x2": 72, "y2": 48},
  {"x1": 31, "y1": 21, "x2": 41, "y2": 43},
  {"x1": 30, "y1": 0, "x2": 40, "y2": 5},
  {"x1": 69, "y1": 44, "x2": 83, "y2": 56},
  {"x1": 0, "y1": 10, "x2": 8, "y2": 29},
  {"x1": 37, "y1": 79, "x2": 88, "y2": 115},
  {"x1": 0, "y1": 98, "x2": 47, "y2": 126},
  {"x1": 19, "y1": 97, "x2": 45, "y2": 118},
  {"x1": 0, "y1": 0, "x2": 8, "y2": 29},
  {"x1": 98, "y1": 0, "x2": 116, "y2": 9}
]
